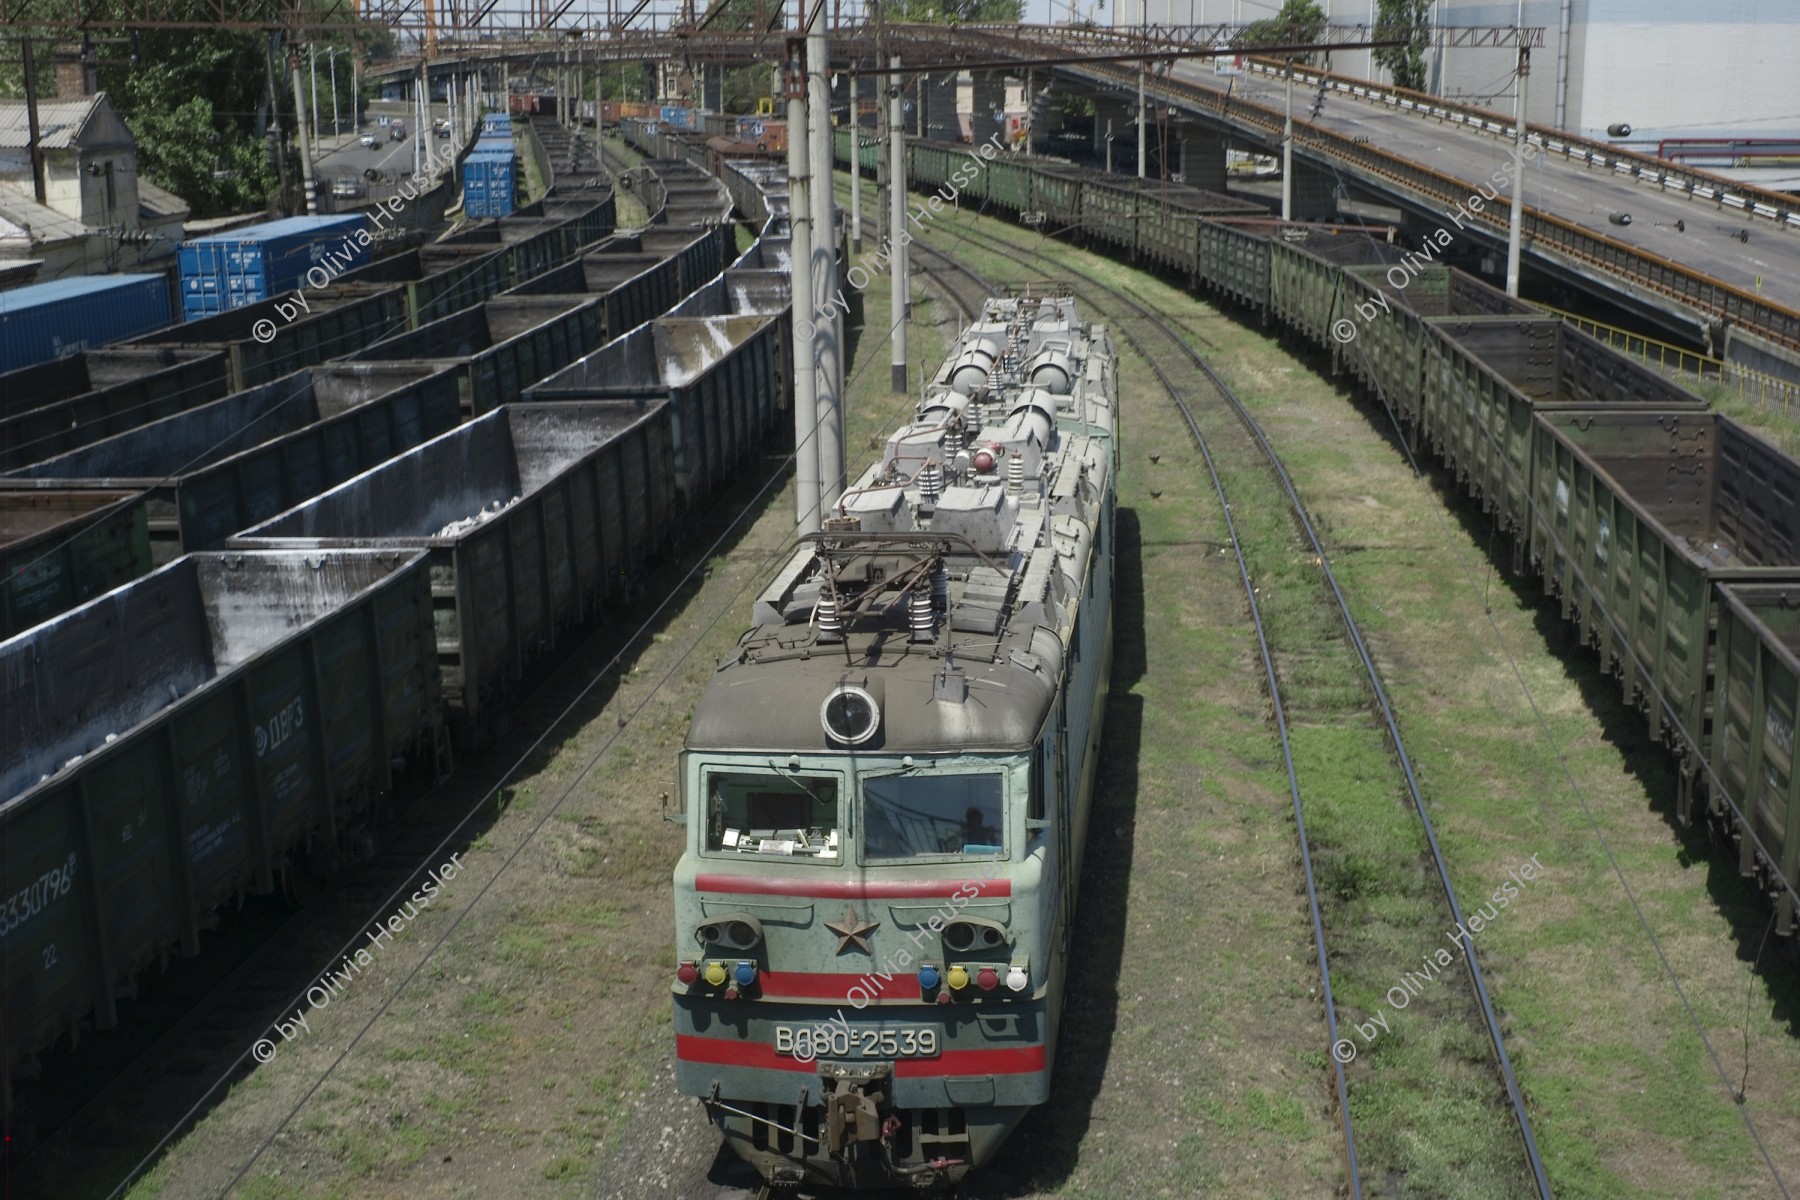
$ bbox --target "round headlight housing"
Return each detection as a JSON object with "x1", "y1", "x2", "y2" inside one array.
[{"x1": 820, "y1": 685, "x2": 881, "y2": 746}]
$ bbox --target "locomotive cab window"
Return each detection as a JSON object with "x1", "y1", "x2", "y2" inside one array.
[
  {"x1": 862, "y1": 773, "x2": 1006, "y2": 861},
  {"x1": 704, "y1": 770, "x2": 841, "y2": 860}
]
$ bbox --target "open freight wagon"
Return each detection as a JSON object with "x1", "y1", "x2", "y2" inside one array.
[
  {"x1": 0, "y1": 550, "x2": 442, "y2": 1109},
  {"x1": 231, "y1": 403, "x2": 675, "y2": 739},
  {"x1": 2, "y1": 364, "x2": 462, "y2": 563}
]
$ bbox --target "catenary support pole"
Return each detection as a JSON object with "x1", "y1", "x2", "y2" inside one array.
[
  {"x1": 809, "y1": 4, "x2": 844, "y2": 514},
  {"x1": 788, "y1": 36, "x2": 821, "y2": 536},
  {"x1": 849, "y1": 70, "x2": 862, "y2": 254},
  {"x1": 1506, "y1": 48, "x2": 1530, "y2": 297},
  {"x1": 889, "y1": 54, "x2": 908, "y2": 394},
  {"x1": 1281, "y1": 57, "x2": 1294, "y2": 221},
  {"x1": 291, "y1": 56, "x2": 319, "y2": 213}
]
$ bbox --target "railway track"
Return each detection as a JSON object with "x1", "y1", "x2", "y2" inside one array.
[{"x1": 904, "y1": 212, "x2": 1553, "y2": 1198}]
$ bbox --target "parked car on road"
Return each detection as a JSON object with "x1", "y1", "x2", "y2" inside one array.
[
  {"x1": 360, "y1": 132, "x2": 378, "y2": 148},
  {"x1": 332, "y1": 176, "x2": 367, "y2": 200},
  {"x1": 390, "y1": 123, "x2": 407, "y2": 142}
]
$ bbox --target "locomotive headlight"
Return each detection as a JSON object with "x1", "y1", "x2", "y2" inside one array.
[
  {"x1": 820, "y1": 683, "x2": 881, "y2": 746},
  {"x1": 697, "y1": 912, "x2": 764, "y2": 952},
  {"x1": 943, "y1": 917, "x2": 1009, "y2": 953}
]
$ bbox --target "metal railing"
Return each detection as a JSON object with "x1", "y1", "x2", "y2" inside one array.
[
  {"x1": 1242, "y1": 60, "x2": 1800, "y2": 229},
  {"x1": 1532, "y1": 302, "x2": 1800, "y2": 414},
  {"x1": 1014, "y1": 39, "x2": 1800, "y2": 354}
]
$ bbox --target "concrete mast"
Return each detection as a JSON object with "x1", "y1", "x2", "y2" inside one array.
[
  {"x1": 1506, "y1": 49, "x2": 1530, "y2": 297},
  {"x1": 808, "y1": 2, "x2": 844, "y2": 514},
  {"x1": 788, "y1": 29, "x2": 821, "y2": 535},
  {"x1": 889, "y1": 55, "x2": 907, "y2": 393}
]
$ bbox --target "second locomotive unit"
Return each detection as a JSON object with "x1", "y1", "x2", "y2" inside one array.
[{"x1": 669, "y1": 289, "x2": 1117, "y2": 1187}]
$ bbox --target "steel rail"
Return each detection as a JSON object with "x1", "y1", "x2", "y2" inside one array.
[{"x1": 927, "y1": 215, "x2": 1553, "y2": 1199}]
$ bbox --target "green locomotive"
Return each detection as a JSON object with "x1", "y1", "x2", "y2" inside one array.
[{"x1": 671, "y1": 290, "x2": 1116, "y2": 1187}]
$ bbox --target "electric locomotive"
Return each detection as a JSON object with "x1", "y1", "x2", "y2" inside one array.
[{"x1": 669, "y1": 289, "x2": 1116, "y2": 1187}]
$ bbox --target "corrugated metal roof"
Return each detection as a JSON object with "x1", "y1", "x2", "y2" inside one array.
[
  {"x1": 0, "y1": 95, "x2": 103, "y2": 151},
  {"x1": 136, "y1": 178, "x2": 190, "y2": 221},
  {"x1": 0, "y1": 185, "x2": 89, "y2": 243}
]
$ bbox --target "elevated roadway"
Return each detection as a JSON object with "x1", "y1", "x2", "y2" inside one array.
[{"x1": 371, "y1": 21, "x2": 1800, "y2": 371}]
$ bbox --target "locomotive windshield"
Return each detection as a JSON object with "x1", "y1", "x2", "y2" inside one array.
[
  {"x1": 862, "y1": 774, "x2": 1005, "y2": 860},
  {"x1": 704, "y1": 769, "x2": 841, "y2": 859}
]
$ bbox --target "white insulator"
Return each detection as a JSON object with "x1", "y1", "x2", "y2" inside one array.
[
  {"x1": 966, "y1": 401, "x2": 984, "y2": 434},
  {"x1": 816, "y1": 593, "x2": 844, "y2": 643},
  {"x1": 1007, "y1": 450, "x2": 1024, "y2": 494},
  {"x1": 918, "y1": 461, "x2": 942, "y2": 502},
  {"x1": 932, "y1": 562, "x2": 949, "y2": 611},
  {"x1": 909, "y1": 586, "x2": 935, "y2": 642}
]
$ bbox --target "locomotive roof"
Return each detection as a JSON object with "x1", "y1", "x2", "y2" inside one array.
[{"x1": 687, "y1": 291, "x2": 1116, "y2": 756}]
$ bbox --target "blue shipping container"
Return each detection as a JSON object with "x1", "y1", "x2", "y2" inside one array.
[
  {"x1": 461, "y1": 142, "x2": 517, "y2": 219},
  {"x1": 0, "y1": 275, "x2": 172, "y2": 373},
  {"x1": 178, "y1": 215, "x2": 371, "y2": 315},
  {"x1": 481, "y1": 113, "x2": 512, "y2": 136}
]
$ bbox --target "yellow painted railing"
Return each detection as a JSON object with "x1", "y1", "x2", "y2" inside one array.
[{"x1": 1533, "y1": 303, "x2": 1800, "y2": 413}]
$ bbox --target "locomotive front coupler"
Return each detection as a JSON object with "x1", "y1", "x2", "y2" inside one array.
[{"x1": 817, "y1": 1061, "x2": 892, "y2": 1155}]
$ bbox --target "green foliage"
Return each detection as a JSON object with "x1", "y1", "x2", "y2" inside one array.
[
  {"x1": 1242, "y1": 0, "x2": 1327, "y2": 64},
  {"x1": 721, "y1": 64, "x2": 775, "y2": 114},
  {"x1": 1372, "y1": 0, "x2": 1433, "y2": 91},
  {"x1": 890, "y1": 0, "x2": 1025, "y2": 24},
  {"x1": 0, "y1": 1, "x2": 387, "y2": 217},
  {"x1": 97, "y1": 25, "x2": 280, "y2": 217},
  {"x1": 593, "y1": 63, "x2": 650, "y2": 103}
]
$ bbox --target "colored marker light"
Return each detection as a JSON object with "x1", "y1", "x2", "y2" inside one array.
[
  {"x1": 1005, "y1": 966, "x2": 1028, "y2": 992},
  {"x1": 703, "y1": 961, "x2": 728, "y2": 987},
  {"x1": 677, "y1": 962, "x2": 699, "y2": 985},
  {"x1": 734, "y1": 962, "x2": 757, "y2": 987},
  {"x1": 947, "y1": 966, "x2": 970, "y2": 990},
  {"x1": 918, "y1": 965, "x2": 941, "y2": 990},
  {"x1": 977, "y1": 967, "x2": 999, "y2": 991}
]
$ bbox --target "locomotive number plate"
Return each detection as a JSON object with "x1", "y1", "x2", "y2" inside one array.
[{"x1": 774, "y1": 1024, "x2": 940, "y2": 1060}]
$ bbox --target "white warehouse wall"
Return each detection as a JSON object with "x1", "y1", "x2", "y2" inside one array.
[{"x1": 1110, "y1": 0, "x2": 1800, "y2": 142}]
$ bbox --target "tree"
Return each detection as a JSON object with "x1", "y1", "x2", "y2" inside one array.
[
  {"x1": 890, "y1": 0, "x2": 1025, "y2": 24},
  {"x1": 1242, "y1": 0, "x2": 1327, "y2": 65},
  {"x1": 1372, "y1": 0, "x2": 1433, "y2": 91}
]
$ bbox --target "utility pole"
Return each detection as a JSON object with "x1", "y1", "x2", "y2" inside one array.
[
  {"x1": 849, "y1": 70, "x2": 861, "y2": 253},
  {"x1": 1281, "y1": 56, "x2": 1294, "y2": 221},
  {"x1": 266, "y1": 33, "x2": 293, "y2": 213},
  {"x1": 329, "y1": 48, "x2": 339, "y2": 137},
  {"x1": 1506, "y1": 48, "x2": 1530, "y2": 297},
  {"x1": 310, "y1": 43, "x2": 319, "y2": 152},
  {"x1": 808, "y1": 0, "x2": 844, "y2": 515},
  {"x1": 1136, "y1": 0, "x2": 1146, "y2": 178},
  {"x1": 788, "y1": 32, "x2": 821, "y2": 535},
  {"x1": 290, "y1": 53, "x2": 319, "y2": 213},
  {"x1": 889, "y1": 53, "x2": 907, "y2": 394},
  {"x1": 19, "y1": 37, "x2": 47, "y2": 205}
]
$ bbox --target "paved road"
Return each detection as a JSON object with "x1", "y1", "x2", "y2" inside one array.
[
  {"x1": 1159, "y1": 60, "x2": 1800, "y2": 326},
  {"x1": 312, "y1": 104, "x2": 460, "y2": 208}
]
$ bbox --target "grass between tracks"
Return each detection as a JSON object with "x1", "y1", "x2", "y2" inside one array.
[{"x1": 914, "y1": 200, "x2": 1800, "y2": 1200}]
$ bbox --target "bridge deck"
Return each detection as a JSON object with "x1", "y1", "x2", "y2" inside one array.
[{"x1": 1169, "y1": 61, "x2": 1799, "y2": 318}]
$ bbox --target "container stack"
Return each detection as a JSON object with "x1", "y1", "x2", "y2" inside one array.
[
  {"x1": 463, "y1": 124, "x2": 519, "y2": 220},
  {"x1": 0, "y1": 275, "x2": 173, "y2": 373},
  {"x1": 177, "y1": 214, "x2": 371, "y2": 318}
]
